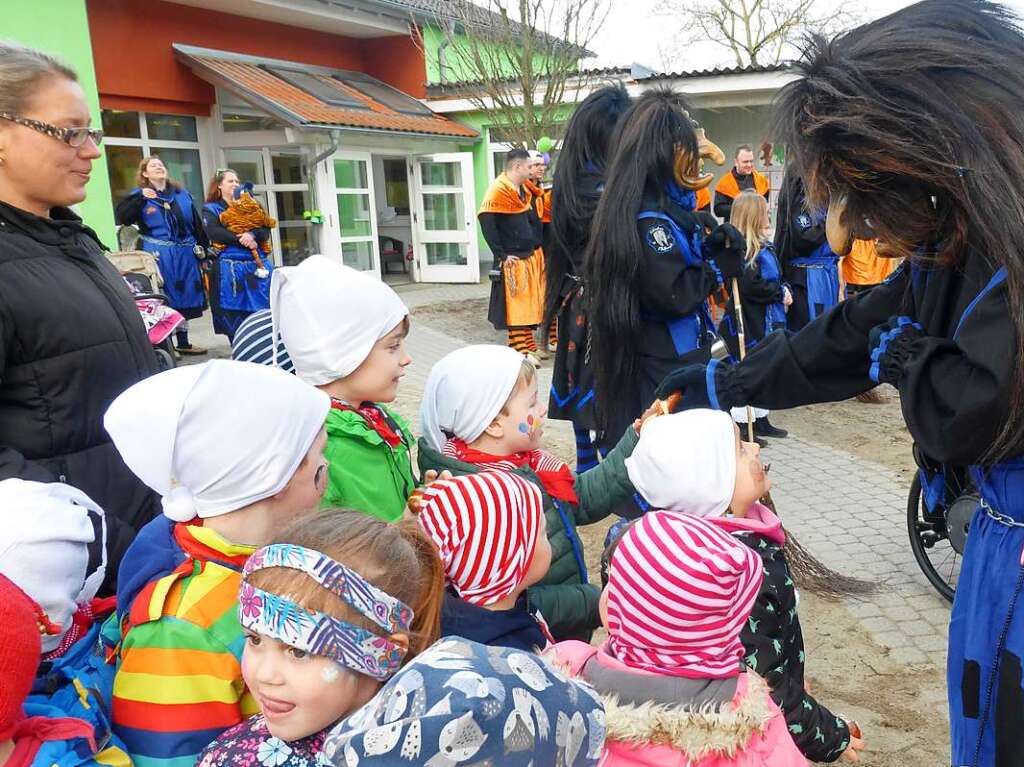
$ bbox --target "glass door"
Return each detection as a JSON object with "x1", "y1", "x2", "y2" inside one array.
[
  {"x1": 332, "y1": 151, "x2": 379, "y2": 274},
  {"x1": 221, "y1": 147, "x2": 314, "y2": 266},
  {"x1": 411, "y1": 153, "x2": 479, "y2": 283}
]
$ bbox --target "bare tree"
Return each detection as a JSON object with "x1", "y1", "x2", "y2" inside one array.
[
  {"x1": 657, "y1": 0, "x2": 858, "y2": 69},
  {"x1": 415, "y1": 0, "x2": 610, "y2": 148}
]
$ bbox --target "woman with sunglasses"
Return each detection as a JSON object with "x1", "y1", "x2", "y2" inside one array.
[
  {"x1": 0, "y1": 42, "x2": 160, "y2": 592},
  {"x1": 115, "y1": 156, "x2": 209, "y2": 354}
]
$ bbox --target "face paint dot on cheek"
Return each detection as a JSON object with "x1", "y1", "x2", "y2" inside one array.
[
  {"x1": 321, "y1": 663, "x2": 341, "y2": 683},
  {"x1": 518, "y1": 422, "x2": 530, "y2": 434}
]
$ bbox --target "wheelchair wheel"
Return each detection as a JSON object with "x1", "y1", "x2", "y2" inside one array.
[
  {"x1": 907, "y1": 472, "x2": 961, "y2": 603},
  {"x1": 154, "y1": 338, "x2": 177, "y2": 372}
]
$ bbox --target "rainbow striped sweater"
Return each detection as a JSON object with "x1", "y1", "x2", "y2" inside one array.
[{"x1": 111, "y1": 521, "x2": 258, "y2": 767}]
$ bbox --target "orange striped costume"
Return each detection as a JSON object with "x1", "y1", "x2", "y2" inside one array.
[{"x1": 111, "y1": 524, "x2": 258, "y2": 767}]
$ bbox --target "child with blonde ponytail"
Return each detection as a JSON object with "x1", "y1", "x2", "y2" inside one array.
[{"x1": 719, "y1": 190, "x2": 793, "y2": 442}]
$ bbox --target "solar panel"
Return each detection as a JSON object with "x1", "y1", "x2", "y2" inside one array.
[
  {"x1": 336, "y1": 75, "x2": 434, "y2": 116},
  {"x1": 263, "y1": 66, "x2": 368, "y2": 109}
]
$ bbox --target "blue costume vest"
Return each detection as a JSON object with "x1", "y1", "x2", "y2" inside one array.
[
  {"x1": 918, "y1": 265, "x2": 1024, "y2": 767},
  {"x1": 637, "y1": 202, "x2": 716, "y2": 357},
  {"x1": 755, "y1": 246, "x2": 788, "y2": 337},
  {"x1": 203, "y1": 200, "x2": 274, "y2": 316},
  {"x1": 790, "y1": 208, "x2": 840, "y2": 322},
  {"x1": 133, "y1": 187, "x2": 205, "y2": 314}
]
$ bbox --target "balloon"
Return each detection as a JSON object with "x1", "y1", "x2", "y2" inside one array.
[
  {"x1": 537, "y1": 136, "x2": 555, "y2": 153},
  {"x1": 542, "y1": 152, "x2": 551, "y2": 164}
]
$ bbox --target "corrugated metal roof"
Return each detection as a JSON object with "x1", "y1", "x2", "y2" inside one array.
[
  {"x1": 425, "y1": 61, "x2": 789, "y2": 95},
  {"x1": 643, "y1": 62, "x2": 791, "y2": 79},
  {"x1": 174, "y1": 45, "x2": 478, "y2": 139}
]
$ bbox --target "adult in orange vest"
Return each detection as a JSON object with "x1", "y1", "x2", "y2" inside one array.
[
  {"x1": 695, "y1": 185, "x2": 712, "y2": 213},
  {"x1": 713, "y1": 144, "x2": 769, "y2": 221},
  {"x1": 843, "y1": 238, "x2": 898, "y2": 296}
]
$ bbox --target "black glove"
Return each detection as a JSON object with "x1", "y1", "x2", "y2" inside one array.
[
  {"x1": 695, "y1": 210, "x2": 719, "y2": 237},
  {"x1": 868, "y1": 315, "x2": 924, "y2": 385},
  {"x1": 705, "y1": 223, "x2": 746, "y2": 281},
  {"x1": 653, "y1": 361, "x2": 734, "y2": 412}
]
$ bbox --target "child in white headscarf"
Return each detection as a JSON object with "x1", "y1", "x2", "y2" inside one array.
[
  {"x1": 270, "y1": 255, "x2": 414, "y2": 522},
  {"x1": 0, "y1": 480, "x2": 132, "y2": 767},
  {"x1": 418, "y1": 344, "x2": 644, "y2": 643},
  {"x1": 623, "y1": 409, "x2": 865, "y2": 764},
  {"x1": 103, "y1": 360, "x2": 330, "y2": 767}
]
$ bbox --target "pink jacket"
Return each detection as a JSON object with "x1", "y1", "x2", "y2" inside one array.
[{"x1": 550, "y1": 641, "x2": 807, "y2": 767}]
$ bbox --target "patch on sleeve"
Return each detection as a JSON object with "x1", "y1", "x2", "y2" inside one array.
[
  {"x1": 645, "y1": 224, "x2": 675, "y2": 253},
  {"x1": 794, "y1": 213, "x2": 812, "y2": 230}
]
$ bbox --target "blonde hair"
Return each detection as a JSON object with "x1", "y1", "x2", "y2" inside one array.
[
  {"x1": 246, "y1": 510, "x2": 444, "y2": 663},
  {"x1": 729, "y1": 190, "x2": 770, "y2": 264},
  {"x1": 0, "y1": 41, "x2": 77, "y2": 116},
  {"x1": 499, "y1": 359, "x2": 537, "y2": 415}
]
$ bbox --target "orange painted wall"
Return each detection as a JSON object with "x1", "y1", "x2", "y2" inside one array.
[
  {"x1": 359, "y1": 31, "x2": 426, "y2": 99},
  {"x1": 87, "y1": 0, "x2": 426, "y2": 113}
]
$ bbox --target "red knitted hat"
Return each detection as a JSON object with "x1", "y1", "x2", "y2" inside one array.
[{"x1": 0, "y1": 574, "x2": 43, "y2": 740}]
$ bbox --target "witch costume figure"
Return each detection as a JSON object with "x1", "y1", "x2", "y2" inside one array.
[
  {"x1": 545, "y1": 84, "x2": 632, "y2": 471},
  {"x1": 773, "y1": 172, "x2": 841, "y2": 331},
  {"x1": 655, "y1": 2, "x2": 1024, "y2": 764},
  {"x1": 584, "y1": 88, "x2": 738, "y2": 449}
]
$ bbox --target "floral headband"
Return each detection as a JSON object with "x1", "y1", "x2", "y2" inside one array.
[{"x1": 239, "y1": 544, "x2": 413, "y2": 680}]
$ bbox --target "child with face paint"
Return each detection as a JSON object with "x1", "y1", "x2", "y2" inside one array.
[
  {"x1": 198, "y1": 510, "x2": 444, "y2": 767},
  {"x1": 621, "y1": 409, "x2": 865, "y2": 764},
  {"x1": 418, "y1": 344, "x2": 645, "y2": 643}
]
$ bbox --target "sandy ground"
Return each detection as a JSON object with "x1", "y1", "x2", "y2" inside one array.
[{"x1": 411, "y1": 297, "x2": 949, "y2": 766}]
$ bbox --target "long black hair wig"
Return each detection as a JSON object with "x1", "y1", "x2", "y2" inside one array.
[
  {"x1": 544, "y1": 84, "x2": 631, "y2": 328},
  {"x1": 584, "y1": 88, "x2": 699, "y2": 435},
  {"x1": 773, "y1": 0, "x2": 1024, "y2": 462}
]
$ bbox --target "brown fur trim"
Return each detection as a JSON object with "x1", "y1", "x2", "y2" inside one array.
[{"x1": 600, "y1": 672, "x2": 775, "y2": 760}]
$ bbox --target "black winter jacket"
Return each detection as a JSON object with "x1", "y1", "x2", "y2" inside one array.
[{"x1": 0, "y1": 201, "x2": 160, "y2": 590}]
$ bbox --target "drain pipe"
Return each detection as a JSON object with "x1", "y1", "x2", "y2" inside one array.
[{"x1": 302, "y1": 131, "x2": 342, "y2": 252}]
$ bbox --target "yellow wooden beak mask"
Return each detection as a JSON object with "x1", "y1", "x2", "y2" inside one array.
[{"x1": 674, "y1": 125, "x2": 726, "y2": 191}]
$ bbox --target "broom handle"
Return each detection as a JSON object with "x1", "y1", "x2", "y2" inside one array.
[{"x1": 731, "y1": 277, "x2": 755, "y2": 443}]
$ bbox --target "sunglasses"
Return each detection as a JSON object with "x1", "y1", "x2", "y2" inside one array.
[{"x1": 0, "y1": 113, "x2": 103, "y2": 148}]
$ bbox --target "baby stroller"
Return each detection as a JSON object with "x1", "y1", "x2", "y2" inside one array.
[{"x1": 107, "y1": 249, "x2": 184, "y2": 371}]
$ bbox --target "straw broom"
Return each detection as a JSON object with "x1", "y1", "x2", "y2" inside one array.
[{"x1": 729, "y1": 276, "x2": 876, "y2": 600}]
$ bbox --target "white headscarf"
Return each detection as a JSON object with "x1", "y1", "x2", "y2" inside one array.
[
  {"x1": 0, "y1": 479, "x2": 106, "y2": 653},
  {"x1": 270, "y1": 255, "x2": 408, "y2": 386},
  {"x1": 625, "y1": 409, "x2": 737, "y2": 517},
  {"x1": 420, "y1": 345, "x2": 526, "y2": 451},
  {"x1": 104, "y1": 360, "x2": 330, "y2": 522}
]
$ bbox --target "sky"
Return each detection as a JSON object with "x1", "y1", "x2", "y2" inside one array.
[{"x1": 587, "y1": 0, "x2": 1024, "y2": 71}]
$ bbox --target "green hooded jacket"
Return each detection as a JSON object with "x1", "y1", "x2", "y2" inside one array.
[
  {"x1": 416, "y1": 426, "x2": 640, "y2": 640},
  {"x1": 322, "y1": 404, "x2": 416, "y2": 522}
]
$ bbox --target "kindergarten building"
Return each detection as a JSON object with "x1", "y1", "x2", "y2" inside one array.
[{"x1": 2, "y1": 0, "x2": 795, "y2": 283}]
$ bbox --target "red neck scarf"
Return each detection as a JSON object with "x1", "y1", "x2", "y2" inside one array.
[
  {"x1": 41, "y1": 596, "x2": 117, "y2": 662},
  {"x1": 331, "y1": 399, "x2": 403, "y2": 448},
  {"x1": 3, "y1": 715, "x2": 95, "y2": 767},
  {"x1": 444, "y1": 439, "x2": 578, "y2": 504}
]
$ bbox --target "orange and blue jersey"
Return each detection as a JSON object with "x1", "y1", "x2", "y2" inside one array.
[{"x1": 111, "y1": 520, "x2": 258, "y2": 767}]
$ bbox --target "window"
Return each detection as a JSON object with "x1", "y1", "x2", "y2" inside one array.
[
  {"x1": 102, "y1": 110, "x2": 205, "y2": 210},
  {"x1": 382, "y1": 158, "x2": 410, "y2": 216},
  {"x1": 263, "y1": 66, "x2": 367, "y2": 109}
]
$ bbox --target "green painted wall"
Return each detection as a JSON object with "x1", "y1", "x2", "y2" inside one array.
[
  {"x1": 454, "y1": 103, "x2": 577, "y2": 261},
  {"x1": 1, "y1": 0, "x2": 116, "y2": 242},
  {"x1": 421, "y1": 24, "x2": 558, "y2": 86}
]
